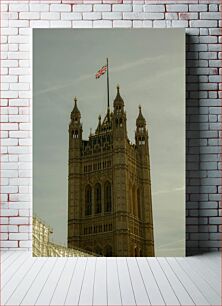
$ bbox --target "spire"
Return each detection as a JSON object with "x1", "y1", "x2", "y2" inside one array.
[
  {"x1": 136, "y1": 105, "x2": 146, "y2": 126},
  {"x1": 114, "y1": 84, "x2": 124, "y2": 108},
  {"x1": 71, "y1": 97, "x2": 81, "y2": 121},
  {"x1": 97, "y1": 114, "x2": 101, "y2": 131},
  {"x1": 73, "y1": 97, "x2": 80, "y2": 113}
]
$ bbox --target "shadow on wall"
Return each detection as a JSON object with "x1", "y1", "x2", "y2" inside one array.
[
  {"x1": 186, "y1": 33, "x2": 200, "y2": 256},
  {"x1": 186, "y1": 33, "x2": 219, "y2": 256}
]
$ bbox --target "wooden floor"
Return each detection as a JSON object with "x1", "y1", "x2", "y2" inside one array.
[{"x1": 1, "y1": 251, "x2": 220, "y2": 306}]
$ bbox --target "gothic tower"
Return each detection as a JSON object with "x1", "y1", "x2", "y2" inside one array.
[
  {"x1": 68, "y1": 86, "x2": 154, "y2": 256},
  {"x1": 68, "y1": 97, "x2": 82, "y2": 247}
]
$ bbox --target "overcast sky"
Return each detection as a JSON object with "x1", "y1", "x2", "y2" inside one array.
[{"x1": 33, "y1": 29, "x2": 185, "y2": 256}]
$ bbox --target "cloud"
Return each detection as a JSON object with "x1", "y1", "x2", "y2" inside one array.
[
  {"x1": 127, "y1": 63, "x2": 184, "y2": 93},
  {"x1": 153, "y1": 186, "x2": 185, "y2": 196},
  {"x1": 111, "y1": 55, "x2": 164, "y2": 73},
  {"x1": 155, "y1": 238, "x2": 185, "y2": 256},
  {"x1": 34, "y1": 72, "x2": 94, "y2": 96},
  {"x1": 34, "y1": 55, "x2": 164, "y2": 97}
]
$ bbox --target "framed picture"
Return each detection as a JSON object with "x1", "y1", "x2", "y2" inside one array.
[{"x1": 33, "y1": 29, "x2": 185, "y2": 257}]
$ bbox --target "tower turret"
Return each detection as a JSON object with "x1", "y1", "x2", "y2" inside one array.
[
  {"x1": 135, "y1": 105, "x2": 148, "y2": 147},
  {"x1": 95, "y1": 115, "x2": 102, "y2": 134},
  {"x1": 113, "y1": 85, "x2": 127, "y2": 135},
  {"x1": 135, "y1": 105, "x2": 154, "y2": 256},
  {"x1": 69, "y1": 97, "x2": 82, "y2": 142},
  {"x1": 68, "y1": 97, "x2": 83, "y2": 244}
]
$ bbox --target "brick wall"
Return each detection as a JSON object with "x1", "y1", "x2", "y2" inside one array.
[{"x1": 0, "y1": 0, "x2": 221, "y2": 255}]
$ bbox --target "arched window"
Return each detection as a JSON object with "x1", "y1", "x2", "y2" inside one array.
[
  {"x1": 137, "y1": 188, "x2": 141, "y2": 219},
  {"x1": 85, "y1": 185, "x2": 92, "y2": 216},
  {"x1": 95, "y1": 183, "x2": 101, "y2": 214},
  {"x1": 105, "y1": 245, "x2": 112, "y2": 257},
  {"x1": 104, "y1": 181, "x2": 112, "y2": 212},
  {"x1": 74, "y1": 130, "x2": 78, "y2": 138},
  {"x1": 132, "y1": 185, "x2": 137, "y2": 216},
  {"x1": 128, "y1": 182, "x2": 132, "y2": 213}
]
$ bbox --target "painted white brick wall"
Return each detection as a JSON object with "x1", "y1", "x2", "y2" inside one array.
[{"x1": 0, "y1": 0, "x2": 221, "y2": 255}]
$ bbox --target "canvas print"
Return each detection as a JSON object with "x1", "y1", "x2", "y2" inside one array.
[{"x1": 33, "y1": 29, "x2": 185, "y2": 257}]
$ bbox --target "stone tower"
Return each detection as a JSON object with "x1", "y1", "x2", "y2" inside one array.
[{"x1": 68, "y1": 86, "x2": 154, "y2": 256}]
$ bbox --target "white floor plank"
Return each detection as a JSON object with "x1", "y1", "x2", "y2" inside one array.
[
  {"x1": 35, "y1": 258, "x2": 67, "y2": 305},
  {"x1": 1, "y1": 253, "x2": 30, "y2": 290},
  {"x1": 78, "y1": 257, "x2": 96, "y2": 306},
  {"x1": 117, "y1": 257, "x2": 136, "y2": 305},
  {"x1": 186, "y1": 256, "x2": 220, "y2": 295},
  {"x1": 127, "y1": 257, "x2": 150, "y2": 305},
  {"x1": 4, "y1": 257, "x2": 47, "y2": 305},
  {"x1": 93, "y1": 257, "x2": 107, "y2": 305},
  {"x1": 176, "y1": 257, "x2": 220, "y2": 305},
  {"x1": 204, "y1": 251, "x2": 220, "y2": 264},
  {"x1": 1, "y1": 255, "x2": 36, "y2": 305},
  {"x1": 20, "y1": 258, "x2": 57, "y2": 305},
  {"x1": 196, "y1": 253, "x2": 220, "y2": 275},
  {"x1": 2, "y1": 251, "x2": 22, "y2": 273},
  {"x1": 64, "y1": 257, "x2": 87, "y2": 305},
  {"x1": 0, "y1": 251, "x2": 14, "y2": 263},
  {"x1": 167, "y1": 257, "x2": 210, "y2": 305},
  {"x1": 1, "y1": 252, "x2": 221, "y2": 306},
  {"x1": 106, "y1": 258, "x2": 122, "y2": 306},
  {"x1": 49, "y1": 258, "x2": 77, "y2": 305},
  {"x1": 137, "y1": 258, "x2": 165, "y2": 305},
  {"x1": 147, "y1": 258, "x2": 180, "y2": 305},
  {"x1": 157, "y1": 258, "x2": 195, "y2": 305}
]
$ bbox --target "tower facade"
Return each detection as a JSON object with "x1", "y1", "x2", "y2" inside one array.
[{"x1": 68, "y1": 86, "x2": 154, "y2": 256}]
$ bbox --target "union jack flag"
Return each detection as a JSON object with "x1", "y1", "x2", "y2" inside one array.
[{"x1": 95, "y1": 65, "x2": 107, "y2": 79}]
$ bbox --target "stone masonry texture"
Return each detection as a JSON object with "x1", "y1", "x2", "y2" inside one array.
[{"x1": 0, "y1": 0, "x2": 221, "y2": 255}]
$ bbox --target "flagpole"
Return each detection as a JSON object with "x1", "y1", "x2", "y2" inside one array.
[{"x1": 106, "y1": 57, "x2": 110, "y2": 110}]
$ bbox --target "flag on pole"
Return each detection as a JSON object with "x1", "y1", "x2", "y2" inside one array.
[{"x1": 95, "y1": 65, "x2": 107, "y2": 79}]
